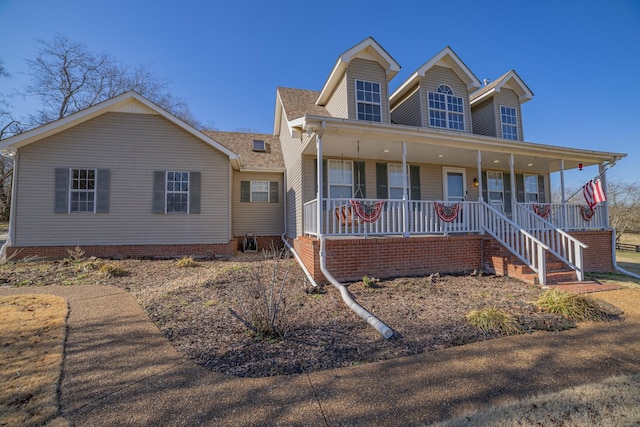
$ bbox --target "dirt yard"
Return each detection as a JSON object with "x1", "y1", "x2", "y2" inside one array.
[{"x1": 0, "y1": 253, "x2": 602, "y2": 378}]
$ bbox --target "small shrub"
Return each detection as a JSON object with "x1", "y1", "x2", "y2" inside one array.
[
  {"x1": 99, "y1": 263, "x2": 131, "y2": 278},
  {"x1": 466, "y1": 307, "x2": 522, "y2": 335},
  {"x1": 535, "y1": 289, "x2": 614, "y2": 322},
  {"x1": 230, "y1": 250, "x2": 293, "y2": 338},
  {"x1": 176, "y1": 256, "x2": 200, "y2": 268},
  {"x1": 66, "y1": 246, "x2": 85, "y2": 261},
  {"x1": 362, "y1": 275, "x2": 380, "y2": 288}
]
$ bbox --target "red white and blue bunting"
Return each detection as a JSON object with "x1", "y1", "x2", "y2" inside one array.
[
  {"x1": 434, "y1": 202, "x2": 461, "y2": 223},
  {"x1": 350, "y1": 200, "x2": 385, "y2": 223},
  {"x1": 580, "y1": 205, "x2": 596, "y2": 221},
  {"x1": 533, "y1": 204, "x2": 550, "y2": 219}
]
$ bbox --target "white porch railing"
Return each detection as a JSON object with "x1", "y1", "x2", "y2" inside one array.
[
  {"x1": 481, "y1": 202, "x2": 548, "y2": 285},
  {"x1": 520, "y1": 203, "x2": 607, "y2": 230},
  {"x1": 514, "y1": 203, "x2": 587, "y2": 280},
  {"x1": 303, "y1": 199, "x2": 483, "y2": 237}
]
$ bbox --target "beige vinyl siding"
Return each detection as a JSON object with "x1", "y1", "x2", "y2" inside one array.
[
  {"x1": 15, "y1": 112, "x2": 231, "y2": 246},
  {"x1": 421, "y1": 65, "x2": 472, "y2": 133},
  {"x1": 471, "y1": 98, "x2": 497, "y2": 137},
  {"x1": 278, "y1": 111, "x2": 306, "y2": 238},
  {"x1": 325, "y1": 73, "x2": 348, "y2": 118},
  {"x1": 232, "y1": 171, "x2": 284, "y2": 236},
  {"x1": 495, "y1": 89, "x2": 523, "y2": 141},
  {"x1": 346, "y1": 58, "x2": 390, "y2": 123},
  {"x1": 390, "y1": 87, "x2": 423, "y2": 126}
]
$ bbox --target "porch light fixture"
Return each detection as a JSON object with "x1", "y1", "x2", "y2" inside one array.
[
  {"x1": 473, "y1": 177, "x2": 479, "y2": 187},
  {"x1": 437, "y1": 154, "x2": 444, "y2": 158},
  {"x1": 493, "y1": 159, "x2": 499, "y2": 163},
  {"x1": 527, "y1": 163, "x2": 534, "y2": 167},
  {"x1": 383, "y1": 149, "x2": 390, "y2": 153}
]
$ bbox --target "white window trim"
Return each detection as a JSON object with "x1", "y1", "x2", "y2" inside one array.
[
  {"x1": 442, "y1": 167, "x2": 467, "y2": 202},
  {"x1": 355, "y1": 79, "x2": 382, "y2": 122},
  {"x1": 250, "y1": 180, "x2": 270, "y2": 202},
  {"x1": 487, "y1": 171, "x2": 504, "y2": 202},
  {"x1": 500, "y1": 105, "x2": 518, "y2": 140},
  {"x1": 328, "y1": 159, "x2": 354, "y2": 199},
  {"x1": 428, "y1": 84, "x2": 465, "y2": 131},
  {"x1": 166, "y1": 170, "x2": 190, "y2": 214},
  {"x1": 524, "y1": 174, "x2": 539, "y2": 202},
  {"x1": 69, "y1": 168, "x2": 97, "y2": 213},
  {"x1": 388, "y1": 163, "x2": 410, "y2": 200}
]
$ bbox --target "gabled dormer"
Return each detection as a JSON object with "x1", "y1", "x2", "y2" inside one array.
[
  {"x1": 469, "y1": 70, "x2": 533, "y2": 141},
  {"x1": 390, "y1": 47, "x2": 481, "y2": 133},
  {"x1": 316, "y1": 37, "x2": 400, "y2": 124}
]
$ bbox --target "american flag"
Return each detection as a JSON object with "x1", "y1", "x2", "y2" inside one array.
[{"x1": 583, "y1": 178, "x2": 606, "y2": 210}]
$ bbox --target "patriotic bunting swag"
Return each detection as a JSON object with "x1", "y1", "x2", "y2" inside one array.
[
  {"x1": 533, "y1": 204, "x2": 550, "y2": 219},
  {"x1": 580, "y1": 205, "x2": 596, "y2": 221},
  {"x1": 434, "y1": 202, "x2": 461, "y2": 223},
  {"x1": 582, "y1": 178, "x2": 606, "y2": 210},
  {"x1": 349, "y1": 200, "x2": 385, "y2": 223}
]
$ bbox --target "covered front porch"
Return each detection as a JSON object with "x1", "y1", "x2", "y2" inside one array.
[{"x1": 293, "y1": 117, "x2": 624, "y2": 285}]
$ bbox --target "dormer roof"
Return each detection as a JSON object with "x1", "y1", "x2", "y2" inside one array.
[
  {"x1": 390, "y1": 46, "x2": 481, "y2": 105},
  {"x1": 470, "y1": 70, "x2": 534, "y2": 105},
  {"x1": 316, "y1": 37, "x2": 400, "y2": 106}
]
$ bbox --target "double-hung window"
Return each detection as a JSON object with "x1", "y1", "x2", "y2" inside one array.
[
  {"x1": 500, "y1": 106, "x2": 518, "y2": 140},
  {"x1": 328, "y1": 159, "x2": 353, "y2": 198},
  {"x1": 487, "y1": 171, "x2": 504, "y2": 202},
  {"x1": 250, "y1": 181, "x2": 269, "y2": 202},
  {"x1": 166, "y1": 171, "x2": 190, "y2": 213},
  {"x1": 69, "y1": 168, "x2": 96, "y2": 213},
  {"x1": 355, "y1": 80, "x2": 381, "y2": 122},
  {"x1": 524, "y1": 174, "x2": 538, "y2": 202},
  {"x1": 388, "y1": 164, "x2": 409, "y2": 199},
  {"x1": 428, "y1": 84, "x2": 465, "y2": 130}
]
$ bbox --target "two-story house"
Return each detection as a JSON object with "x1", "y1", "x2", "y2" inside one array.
[{"x1": 0, "y1": 37, "x2": 626, "y2": 286}]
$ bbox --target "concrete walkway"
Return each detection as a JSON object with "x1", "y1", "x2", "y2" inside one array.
[{"x1": 1, "y1": 285, "x2": 639, "y2": 426}]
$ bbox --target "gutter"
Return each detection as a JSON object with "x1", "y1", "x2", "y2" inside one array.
[{"x1": 611, "y1": 228, "x2": 640, "y2": 280}]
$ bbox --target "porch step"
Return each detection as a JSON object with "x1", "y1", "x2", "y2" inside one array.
[{"x1": 505, "y1": 261, "x2": 577, "y2": 286}]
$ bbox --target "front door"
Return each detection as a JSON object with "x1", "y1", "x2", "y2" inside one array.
[{"x1": 443, "y1": 168, "x2": 466, "y2": 202}]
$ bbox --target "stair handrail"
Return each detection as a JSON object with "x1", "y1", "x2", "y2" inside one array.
[
  {"x1": 513, "y1": 202, "x2": 587, "y2": 281},
  {"x1": 481, "y1": 201, "x2": 549, "y2": 286}
]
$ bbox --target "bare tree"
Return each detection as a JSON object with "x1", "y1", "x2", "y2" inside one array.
[
  {"x1": 606, "y1": 179, "x2": 640, "y2": 242},
  {"x1": 23, "y1": 34, "x2": 200, "y2": 128},
  {"x1": 0, "y1": 59, "x2": 16, "y2": 221}
]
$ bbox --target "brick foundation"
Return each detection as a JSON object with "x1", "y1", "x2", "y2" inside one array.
[
  {"x1": 6, "y1": 241, "x2": 237, "y2": 260},
  {"x1": 569, "y1": 230, "x2": 614, "y2": 272},
  {"x1": 294, "y1": 235, "x2": 483, "y2": 283}
]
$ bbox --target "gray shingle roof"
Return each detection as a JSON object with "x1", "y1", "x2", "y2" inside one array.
[{"x1": 203, "y1": 131, "x2": 284, "y2": 170}]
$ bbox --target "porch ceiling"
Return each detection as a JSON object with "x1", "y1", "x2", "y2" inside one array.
[{"x1": 300, "y1": 117, "x2": 625, "y2": 174}]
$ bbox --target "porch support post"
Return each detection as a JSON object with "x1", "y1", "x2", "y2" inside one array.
[
  {"x1": 560, "y1": 159, "x2": 566, "y2": 203},
  {"x1": 316, "y1": 126, "x2": 324, "y2": 236},
  {"x1": 600, "y1": 162, "x2": 610, "y2": 228},
  {"x1": 509, "y1": 154, "x2": 516, "y2": 206},
  {"x1": 402, "y1": 141, "x2": 409, "y2": 237},
  {"x1": 476, "y1": 150, "x2": 483, "y2": 202}
]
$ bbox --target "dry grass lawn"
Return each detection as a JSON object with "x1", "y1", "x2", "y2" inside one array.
[{"x1": 0, "y1": 294, "x2": 68, "y2": 427}]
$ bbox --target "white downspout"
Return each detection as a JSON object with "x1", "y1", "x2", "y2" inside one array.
[
  {"x1": 314, "y1": 121, "x2": 393, "y2": 339},
  {"x1": 280, "y1": 168, "x2": 319, "y2": 288},
  {"x1": 320, "y1": 236, "x2": 393, "y2": 339},
  {"x1": 402, "y1": 141, "x2": 409, "y2": 237},
  {"x1": 611, "y1": 229, "x2": 640, "y2": 280}
]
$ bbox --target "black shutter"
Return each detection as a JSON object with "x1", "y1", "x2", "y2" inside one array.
[
  {"x1": 313, "y1": 159, "x2": 328, "y2": 198},
  {"x1": 504, "y1": 173, "x2": 512, "y2": 213},
  {"x1": 410, "y1": 165, "x2": 421, "y2": 200},
  {"x1": 481, "y1": 171, "x2": 488, "y2": 202},
  {"x1": 54, "y1": 168, "x2": 69, "y2": 213},
  {"x1": 376, "y1": 163, "x2": 388, "y2": 199},
  {"x1": 515, "y1": 174, "x2": 525, "y2": 202},
  {"x1": 96, "y1": 169, "x2": 110, "y2": 213},
  {"x1": 152, "y1": 171, "x2": 165, "y2": 213},
  {"x1": 269, "y1": 181, "x2": 279, "y2": 203},
  {"x1": 189, "y1": 171, "x2": 201, "y2": 214},
  {"x1": 241, "y1": 181, "x2": 250, "y2": 202},
  {"x1": 537, "y1": 175, "x2": 546, "y2": 203},
  {"x1": 354, "y1": 161, "x2": 366, "y2": 198}
]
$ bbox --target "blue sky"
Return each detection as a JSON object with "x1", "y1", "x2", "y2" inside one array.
[{"x1": 1, "y1": 0, "x2": 638, "y2": 192}]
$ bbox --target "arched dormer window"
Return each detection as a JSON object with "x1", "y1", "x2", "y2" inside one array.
[{"x1": 427, "y1": 84, "x2": 465, "y2": 130}]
